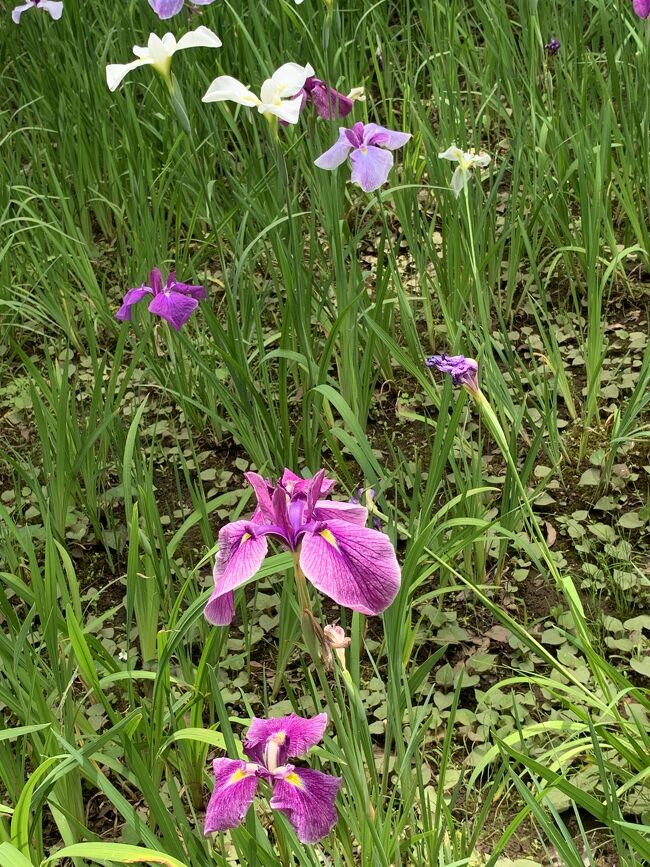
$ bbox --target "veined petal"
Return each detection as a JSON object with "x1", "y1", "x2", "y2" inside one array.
[
  {"x1": 115, "y1": 286, "x2": 153, "y2": 321},
  {"x1": 270, "y1": 768, "x2": 341, "y2": 844},
  {"x1": 364, "y1": 124, "x2": 411, "y2": 150},
  {"x1": 244, "y1": 713, "x2": 328, "y2": 764},
  {"x1": 39, "y1": 0, "x2": 64, "y2": 19},
  {"x1": 450, "y1": 166, "x2": 467, "y2": 198},
  {"x1": 202, "y1": 75, "x2": 260, "y2": 106},
  {"x1": 349, "y1": 145, "x2": 394, "y2": 192},
  {"x1": 106, "y1": 58, "x2": 154, "y2": 92},
  {"x1": 147, "y1": 291, "x2": 198, "y2": 331},
  {"x1": 312, "y1": 499, "x2": 368, "y2": 526},
  {"x1": 204, "y1": 759, "x2": 259, "y2": 835},
  {"x1": 300, "y1": 518, "x2": 400, "y2": 615},
  {"x1": 204, "y1": 521, "x2": 268, "y2": 625},
  {"x1": 175, "y1": 25, "x2": 222, "y2": 52},
  {"x1": 148, "y1": 267, "x2": 164, "y2": 295},
  {"x1": 314, "y1": 130, "x2": 353, "y2": 170},
  {"x1": 148, "y1": 0, "x2": 185, "y2": 18}
]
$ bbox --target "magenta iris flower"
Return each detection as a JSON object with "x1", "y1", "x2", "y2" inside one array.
[
  {"x1": 204, "y1": 469, "x2": 401, "y2": 625},
  {"x1": 205, "y1": 712, "x2": 341, "y2": 844},
  {"x1": 314, "y1": 121, "x2": 411, "y2": 192},
  {"x1": 12, "y1": 0, "x2": 62, "y2": 23},
  {"x1": 149, "y1": 0, "x2": 215, "y2": 18},
  {"x1": 426, "y1": 353, "x2": 479, "y2": 393},
  {"x1": 115, "y1": 268, "x2": 206, "y2": 331},
  {"x1": 633, "y1": 0, "x2": 650, "y2": 17}
]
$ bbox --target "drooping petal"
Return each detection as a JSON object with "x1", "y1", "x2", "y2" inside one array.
[
  {"x1": 106, "y1": 58, "x2": 154, "y2": 92},
  {"x1": 245, "y1": 713, "x2": 328, "y2": 765},
  {"x1": 349, "y1": 145, "x2": 394, "y2": 192},
  {"x1": 306, "y1": 80, "x2": 353, "y2": 120},
  {"x1": 300, "y1": 518, "x2": 400, "y2": 615},
  {"x1": 147, "y1": 290, "x2": 198, "y2": 331},
  {"x1": 148, "y1": 0, "x2": 185, "y2": 18},
  {"x1": 12, "y1": 2, "x2": 34, "y2": 23},
  {"x1": 115, "y1": 286, "x2": 153, "y2": 321},
  {"x1": 202, "y1": 75, "x2": 260, "y2": 106},
  {"x1": 263, "y1": 97, "x2": 303, "y2": 125},
  {"x1": 204, "y1": 759, "x2": 260, "y2": 835},
  {"x1": 174, "y1": 25, "x2": 222, "y2": 52},
  {"x1": 364, "y1": 124, "x2": 411, "y2": 150},
  {"x1": 169, "y1": 278, "x2": 206, "y2": 300},
  {"x1": 450, "y1": 166, "x2": 467, "y2": 198},
  {"x1": 437, "y1": 145, "x2": 464, "y2": 163},
  {"x1": 204, "y1": 521, "x2": 269, "y2": 625},
  {"x1": 39, "y1": 0, "x2": 64, "y2": 19},
  {"x1": 312, "y1": 499, "x2": 368, "y2": 526},
  {"x1": 314, "y1": 130, "x2": 353, "y2": 170},
  {"x1": 270, "y1": 768, "x2": 341, "y2": 844}
]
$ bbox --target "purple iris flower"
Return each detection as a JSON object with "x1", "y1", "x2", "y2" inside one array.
[
  {"x1": 544, "y1": 37, "x2": 561, "y2": 55},
  {"x1": 426, "y1": 353, "x2": 479, "y2": 394},
  {"x1": 205, "y1": 712, "x2": 341, "y2": 844},
  {"x1": 633, "y1": 0, "x2": 650, "y2": 17},
  {"x1": 299, "y1": 77, "x2": 354, "y2": 120},
  {"x1": 314, "y1": 121, "x2": 411, "y2": 193},
  {"x1": 204, "y1": 468, "x2": 401, "y2": 625},
  {"x1": 115, "y1": 267, "x2": 206, "y2": 331},
  {"x1": 149, "y1": 0, "x2": 215, "y2": 19},
  {"x1": 12, "y1": 0, "x2": 63, "y2": 23}
]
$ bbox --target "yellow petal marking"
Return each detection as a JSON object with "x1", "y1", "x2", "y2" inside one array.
[
  {"x1": 240, "y1": 532, "x2": 252, "y2": 544},
  {"x1": 229, "y1": 768, "x2": 250, "y2": 784},
  {"x1": 284, "y1": 772, "x2": 304, "y2": 789},
  {"x1": 320, "y1": 529, "x2": 338, "y2": 548}
]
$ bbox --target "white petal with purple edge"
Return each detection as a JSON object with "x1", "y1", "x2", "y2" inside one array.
[{"x1": 300, "y1": 518, "x2": 401, "y2": 615}]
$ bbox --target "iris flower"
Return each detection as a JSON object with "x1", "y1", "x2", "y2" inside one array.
[
  {"x1": 633, "y1": 0, "x2": 650, "y2": 17},
  {"x1": 12, "y1": 0, "x2": 62, "y2": 23},
  {"x1": 204, "y1": 469, "x2": 401, "y2": 625},
  {"x1": 149, "y1": 0, "x2": 215, "y2": 18},
  {"x1": 296, "y1": 77, "x2": 355, "y2": 120},
  {"x1": 438, "y1": 146, "x2": 491, "y2": 198},
  {"x1": 116, "y1": 267, "x2": 206, "y2": 331},
  {"x1": 426, "y1": 353, "x2": 479, "y2": 394},
  {"x1": 202, "y1": 63, "x2": 315, "y2": 125},
  {"x1": 106, "y1": 26, "x2": 222, "y2": 92},
  {"x1": 314, "y1": 121, "x2": 411, "y2": 192},
  {"x1": 205, "y1": 713, "x2": 341, "y2": 844}
]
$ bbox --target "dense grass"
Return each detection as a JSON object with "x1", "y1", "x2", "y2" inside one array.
[{"x1": 1, "y1": 0, "x2": 649, "y2": 865}]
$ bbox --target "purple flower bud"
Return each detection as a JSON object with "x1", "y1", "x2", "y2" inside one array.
[
  {"x1": 544, "y1": 38, "x2": 561, "y2": 55},
  {"x1": 634, "y1": 0, "x2": 650, "y2": 18}
]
